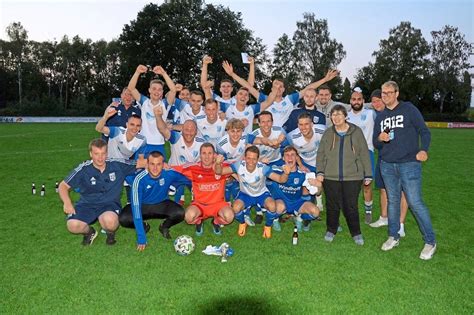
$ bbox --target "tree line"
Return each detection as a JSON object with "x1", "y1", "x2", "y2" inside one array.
[{"x1": 0, "y1": 0, "x2": 471, "y2": 119}]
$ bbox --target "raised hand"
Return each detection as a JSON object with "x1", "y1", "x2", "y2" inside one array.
[
  {"x1": 215, "y1": 154, "x2": 225, "y2": 164},
  {"x1": 136, "y1": 64, "x2": 148, "y2": 74},
  {"x1": 203, "y1": 80, "x2": 215, "y2": 89},
  {"x1": 104, "y1": 104, "x2": 118, "y2": 118},
  {"x1": 324, "y1": 69, "x2": 339, "y2": 82},
  {"x1": 152, "y1": 66, "x2": 166, "y2": 76},
  {"x1": 282, "y1": 164, "x2": 291, "y2": 175},
  {"x1": 203, "y1": 55, "x2": 213, "y2": 65},
  {"x1": 175, "y1": 83, "x2": 183, "y2": 92},
  {"x1": 222, "y1": 61, "x2": 234, "y2": 76},
  {"x1": 153, "y1": 104, "x2": 164, "y2": 116},
  {"x1": 248, "y1": 56, "x2": 255, "y2": 64}
]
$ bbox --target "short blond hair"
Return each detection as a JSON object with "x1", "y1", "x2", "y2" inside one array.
[{"x1": 226, "y1": 118, "x2": 245, "y2": 131}]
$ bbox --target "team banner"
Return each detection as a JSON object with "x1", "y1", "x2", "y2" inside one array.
[{"x1": 0, "y1": 116, "x2": 100, "y2": 123}]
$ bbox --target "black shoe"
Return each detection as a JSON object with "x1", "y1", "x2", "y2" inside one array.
[
  {"x1": 159, "y1": 224, "x2": 171, "y2": 239},
  {"x1": 105, "y1": 231, "x2": 116, "y2": 245},
  {"x1": 195, "y1": 222, "x2": 203, "y2": 236},
  {"x1": 255, "y1": 214, "x2": 264, "y2": 225},
  {"x1": 144, "y1": 222, "x2": 151, "y2": 234},
  {"x1": 82, "y1": 227, "x2": 98, "y2": 246},
  {"x1": 212, "y1": 221, "x2": 222, "y2": 235}
]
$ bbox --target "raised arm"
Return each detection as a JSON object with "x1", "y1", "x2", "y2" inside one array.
[
  {"x1": 153, "y1": 104, "x2": 171, "y2": 140},
  {"x1": 128, "y1": 65, "x2": 148, "y2": 101},
  {"x1": 202, "y1": 80, "x2": 214, "y2": 100},
  {"x1": 200, "y1": 55, "x2": 213, "y2": 92},
  {"x1": 299, "y1": 69, "x2": 339, "y2": 98},
  {"x1": 153, "y1": 66, "x2": 176, "y2": 105},
  {"x1": 95, "y1": 102, "x2": 119, "y2": 135},
  {"x1": 214, "y1": 154, "x2": 234, "y2": 175},
  {"x1": 222, "y1": 61, "x2": 260, "y2": 99},
  {"x1": 259, "y1": 80, "x2": 279, "y2": 111},
  {"x1": 247, "y1": 56, "x2": 255, "y2": 87},
  {"x1": 267, "y1": 164, "x2": 291, "y2": 184}
]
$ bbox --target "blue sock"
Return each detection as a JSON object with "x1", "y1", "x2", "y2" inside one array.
[
  {"x1": 265, "y1": 211, "x2": 279, "y2": 227},
  {"x1": 301, "y1": 213, "x2": 316, "y2": 221},
  {"x1": 235, "y1": 210, "x2": 245, "y2": 224}
]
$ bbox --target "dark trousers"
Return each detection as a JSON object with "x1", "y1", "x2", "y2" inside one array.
[
  {"x1": 119, "y1": 200, "x2": 185, "y2": 229},
  {"x1": 323, "y1": 179, "x2": 363, "y2": 236}
]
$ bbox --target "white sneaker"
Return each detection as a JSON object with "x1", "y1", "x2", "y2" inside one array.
[
  {"x1": 398, "y1": 223, "x2": 406, "y2": 237},
  {"x1": 370, "y1": 216, "x2": 388, "y2": 228},
  {"x1": 244, "y1": 215, "x2": 255, "y2": 227},
  {"x1": 381, "y1": 236, "x2": 399, "y2": 251},
  {"x1": 419, "y1": 243, "x2": 437, "y2": 260}
]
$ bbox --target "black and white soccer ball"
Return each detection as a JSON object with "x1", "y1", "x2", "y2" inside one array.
[{"x1": 174, "y1": 235, "x2": 195, "y2": 256}]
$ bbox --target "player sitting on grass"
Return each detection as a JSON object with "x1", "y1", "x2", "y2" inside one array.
[
  {"x1": 215, "y1": 146, "x2": 290, "y2": 239},
  {"x1": 271, "y1": 146, "x2": 322, "y2": 232}
]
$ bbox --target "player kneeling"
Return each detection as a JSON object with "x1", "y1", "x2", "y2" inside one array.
[
  {"x1": 215, "y1": 146, "x2": 290, "y2": 238},
  {"x1": 272, "y1": 146, "x2": 322, "y2": 232}
]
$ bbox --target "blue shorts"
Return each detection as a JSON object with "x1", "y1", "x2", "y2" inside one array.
[
  {"x1": 67, "y1": 202, "x2": 121, "y2": 224},
  {"x1": 369, "y1": 150, "x2": 375, "y2": 178},
  {"x1": 236, "y1": 191, "x2": 272, "y2": 210},
  {"x1": 374, "y1": 157, "x2": 384, "y2": 189},
  {"x1": 278, "y1": 198, "x2": 306, "y2": 215},
  {"x1": 143, "y1": 144, "x2": 166, "y2": 160}
]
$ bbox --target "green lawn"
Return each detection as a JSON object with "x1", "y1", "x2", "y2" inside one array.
[{"x1": 0, "y1": 124, "x2": 473, "y2": 314}]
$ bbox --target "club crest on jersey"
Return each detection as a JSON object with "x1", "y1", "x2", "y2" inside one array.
[
  {"x1": 215, "y1": 174, "x2": 221, "y2": 180},
  {"x1": 313, "y1": 117, "x2": 319, "y2": 124},
  {"x1": 109, "y1": 172, "x2": 116, "y2": 182},
  {"x1": 217, "y1": 126, "x2": 222, "y2": 132},
  {"x1": 159, "y1": 178, "x2": 165, "y2": 186},
  {"x1": 90, "y1": 177, "x2": 96, "y2": 185},
  {"x1": 294, "y1": 178, "x2": 300, "y2": 185},
  {"x1": 117, "y1": 110, "x2": 122, "y2": 116},
  {"x1": 361, "y1": 114, "x2": 367, "y2": 121}
]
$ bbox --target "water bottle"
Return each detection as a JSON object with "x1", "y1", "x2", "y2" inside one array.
[
  {"x1": 55, "y1": 182, "x2": 59, "y2": 193},
  {"x1": 40, "y1": 184, "x2": 45, "y2": 197},
  {"x1": 32, "y1": 183, "x2": 36, "y2": 195}
]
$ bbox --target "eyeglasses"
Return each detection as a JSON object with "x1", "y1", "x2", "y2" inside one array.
[{"x1": 382, "y1": 91, "x2": 396, "y2": 96}]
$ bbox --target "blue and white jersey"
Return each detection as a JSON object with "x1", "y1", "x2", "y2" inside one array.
[
  {"x1": 213, "y1": 91, "x2": 236, "y2": 106},
  {"x1": 347, "y1": 108, "x2": 375, "y2": 151},
  {"x1": 216, "y1": 134, "x2": 256, "y2": 163},
  {"x1": 287, "y1": 124, "x2": 326, "y2": 166},
  {"x1": 195, "y1": 117, "x2": 227, "y2": 148},
  {"x1": 107, "y1": 126, "x2": 146, "y2": 160},
  {"x1": 138, "y1": 94, "x2": 171, "y2": 145},
  {"x1": 168, "y1": 130, "x2": 205, "y2": 165},
  {"x1": 259, "y1": 91, "x2": 300, "y2": 127},
  {"x1": 221, "y1": 103, "x2": 261, "y2": 135},
  {"x1": 105, "y1": 103, "x2": 141, "y2": 129},
  {"x1": 65, "y1": 159, "x2": 137, "y2": 206},
  {"x1": 269, "y1": 167, "x2": 306, "y2": 202},
  {"x1": 173, "y1": 99, "x2": 206, "y2": 123},
  {"x1": 251, "y1": 126, "x2": 286, "y2": 163},
  {"x1": 126, "y1": 169, "x2": 190, "y2": 245},
  {"x1": 230, "y1": 161, "x2": 272, "y2": 197}
]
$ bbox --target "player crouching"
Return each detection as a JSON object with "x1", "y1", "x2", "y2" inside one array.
[{"x1": 215, "y1": 146, "x2": 290, "y2": 238}]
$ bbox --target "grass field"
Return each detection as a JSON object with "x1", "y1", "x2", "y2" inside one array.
[{"x1": 0, "y1": 124, "x2": 473, "y2": 314}]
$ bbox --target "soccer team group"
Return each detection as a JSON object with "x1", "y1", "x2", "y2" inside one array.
[{"x1": 59, "y1": 56, "x2": 437, "y2": 260}]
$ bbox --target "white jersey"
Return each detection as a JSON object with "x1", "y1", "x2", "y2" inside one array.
[
  {"x1": 178, "y1": 101, "x2": 206, "y2": 123},
  {"x1": 287, "y1": 124, "x2": 326, "y2": 166},
  {"x1": 138, "y1": 95, "x2": 170, "y2": 145},
  {"x1": 216, "y1": 134, "x2": 255, "y2": 163},
  {"x1": 251, "y1": 126, "x2": 286, "y2": 163},
  {"x1": 107, "y1": 127, "x2": 146, "y2": 159},
  {"x1": 347, "y1": 108, "x2": 375, "y2": 151},
  {"x1": 231, "y1": 161, "x2": 272, "y2": 197},
  {"x1": 195, "y1": 117, "x2": 227, "y2": 148},
  {"x1": 213, "y1": 91, "x2": 236, "y2": 106},
  {"x1": 221, "y1": 103, "x2": 260, "y2": 135},
  {"x1": 260, "y1": 91, "x2": 299, "y2": 127},
  {"x1": 168, "y1": 130, "x2": 204, "y2": 165}
]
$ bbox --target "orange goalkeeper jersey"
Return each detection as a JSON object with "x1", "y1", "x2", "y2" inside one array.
[{"x1": 172, "y1": 163, "x2": 229, "y2": 205}]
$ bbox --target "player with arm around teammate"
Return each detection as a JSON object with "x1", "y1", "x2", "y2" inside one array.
[{"x1": 215, "y1": 146, "x2": 290, "y2": 239}]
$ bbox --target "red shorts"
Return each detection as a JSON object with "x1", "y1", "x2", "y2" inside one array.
[{"x1": 190, "y1": 201, "x2": 230, "y2": 224}]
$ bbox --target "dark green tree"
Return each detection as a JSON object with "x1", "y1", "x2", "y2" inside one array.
[
  {"x1": 341, "y1": 77, "x2": 352, "y2": 103},
  {"x1": 271, "y1": 33, "x2": 299, "y2": 92}
]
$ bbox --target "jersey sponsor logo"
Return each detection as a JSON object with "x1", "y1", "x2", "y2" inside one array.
[
  {"x1": 198, "y1": 183, "x2": 221, "y2": 191},
  {"x1": 146, "y1": 185, "x2": 152, "y2": 189},
  {"x1": 109, "y1": 172, "x2": 116, "y2": 181},
  {"x1": 159, "y1": 178, "x2": 165, "y2": 186},
  {"x1": 90, "y1": 177, "x2": 96, "y2": 185}
]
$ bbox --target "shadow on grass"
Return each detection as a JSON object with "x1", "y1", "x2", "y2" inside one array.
[{"x1": 196, "y1": 295, "x2": 280, "y2": 314}]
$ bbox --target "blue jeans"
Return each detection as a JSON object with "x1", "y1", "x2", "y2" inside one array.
[{"x1": 380, "y1": 160, "x2": 436, "y2": 245}]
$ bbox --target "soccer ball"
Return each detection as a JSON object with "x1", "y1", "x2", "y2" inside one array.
[{"x1": 174, "y1": 235, "x2": 195, "y2": 256}]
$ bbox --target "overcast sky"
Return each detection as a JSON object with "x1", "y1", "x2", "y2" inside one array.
[{"x1": 1, "y1": 0, "x2": 473, "y2": 82}]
